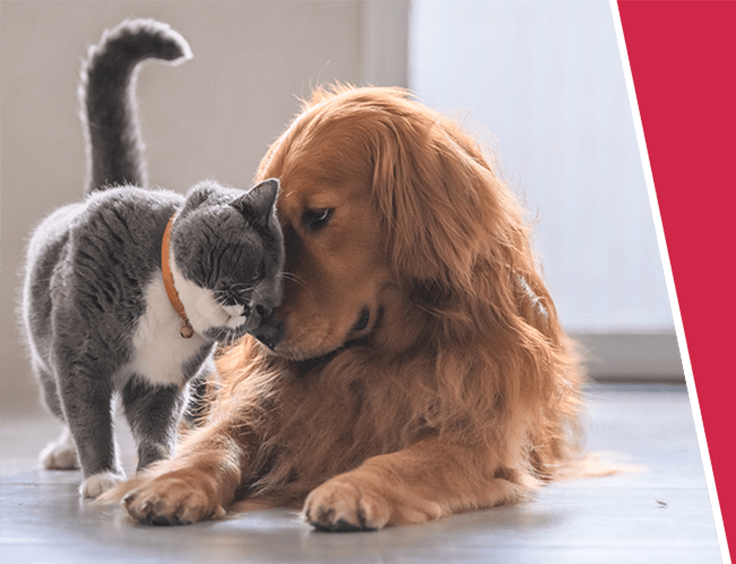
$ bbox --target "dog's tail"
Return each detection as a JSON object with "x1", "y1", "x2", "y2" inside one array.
[{"x1": 79, "y1": 18, "x2": 192, "y2": 194}]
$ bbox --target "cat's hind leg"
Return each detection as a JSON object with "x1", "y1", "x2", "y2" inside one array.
[
  {"x1": 35, "y1": 358, "x2": 64, "y2": 419},
  {"x1": 32, "y1": 360, "x2": 80, "y2": 470},
  {"x1": 121, "y1": 375, "x2": 188, "y2": 471},
  {"x1": 40, "y1": 425, "x2": 79, "y2": 470}
]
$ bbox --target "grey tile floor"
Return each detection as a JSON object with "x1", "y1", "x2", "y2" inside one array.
[{"x1": 0, "y1": 384, "x2": 724, "y2": 564}]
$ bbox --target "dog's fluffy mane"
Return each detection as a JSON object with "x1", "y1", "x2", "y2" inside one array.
[{"x1": 202, "y1": 84, "x2": 584, "y2": 508}]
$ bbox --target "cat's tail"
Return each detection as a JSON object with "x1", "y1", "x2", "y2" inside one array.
[{"x1": 79, "y1": 18, "x2": 192, "y2": 194}]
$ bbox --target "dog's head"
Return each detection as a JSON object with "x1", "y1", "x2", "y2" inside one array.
[{"x1": 256, "y1": 85, "x2": 546, "y2": 362}]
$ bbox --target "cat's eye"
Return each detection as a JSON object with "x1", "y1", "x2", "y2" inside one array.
[
  {"x1": 302, "y1": 208, "x2": 333, "y2": 232},
  {"x1": 251, "y1": 261, "x2": 265, "y2": 283}
]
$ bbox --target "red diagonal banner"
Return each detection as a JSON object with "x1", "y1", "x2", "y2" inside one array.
[{"x1": 616, "y1": 1, "x2": 735, "y2": 561}]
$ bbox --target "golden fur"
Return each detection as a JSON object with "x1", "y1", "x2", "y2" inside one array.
[{"x1": 108, "y1": 85, "x2": 583, "y2": 530}]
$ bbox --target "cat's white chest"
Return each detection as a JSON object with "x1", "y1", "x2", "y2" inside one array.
[{"x1": 129, "y1": 274, "x2": 207, "y2": 387}]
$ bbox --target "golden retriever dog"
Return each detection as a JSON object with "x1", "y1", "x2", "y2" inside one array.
[{"x1": 110, "y1": 85, "x2": 583, "y2": 531}]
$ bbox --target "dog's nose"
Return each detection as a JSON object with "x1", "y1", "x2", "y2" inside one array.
[
  {"x1": 255, "y1": 304, "x2": 272, "y2": 321},
  {"x1": 251, "y1": 311, "x2": 285, "y2": 351}
]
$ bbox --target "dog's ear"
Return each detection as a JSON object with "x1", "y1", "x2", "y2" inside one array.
[
  {"x1": 371, "y1": 111, "x2": 562, "y2": 344},
  {"x1": 371, "y1": 112, "x2": 515, "y2": 291}
]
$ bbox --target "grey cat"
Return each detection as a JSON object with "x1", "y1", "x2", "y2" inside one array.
[{"x1": 20, "y1": 19, "x2": 284, "y2": 498}]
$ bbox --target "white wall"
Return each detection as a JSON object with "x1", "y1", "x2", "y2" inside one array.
[{"x1": 409, "y1": 0, "x2": 675, "y2": 335}]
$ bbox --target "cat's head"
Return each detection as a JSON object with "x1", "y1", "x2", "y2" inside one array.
[{"x1": 169, "y1": 178, "x2": 284, "y2": 345}]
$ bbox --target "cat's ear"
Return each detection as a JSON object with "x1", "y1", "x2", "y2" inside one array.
[
  {"x1": 246, "y1": 178, "x2": 279, "y2": 216},
  {"x1": 231, "y1": 178, "x2": 279, "y2": 227}
]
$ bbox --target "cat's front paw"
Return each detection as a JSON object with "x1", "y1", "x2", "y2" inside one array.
[
  {"x1": 40, "y1": 431, "x2": 78, "y2": 470},
  {"x1": 82, "y1": 471, "x2": 125, "y2": 498}
]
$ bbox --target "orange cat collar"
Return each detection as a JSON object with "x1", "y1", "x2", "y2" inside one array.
[{"x1": 161, "y1": 212, "x2": 194, "y2": 339}]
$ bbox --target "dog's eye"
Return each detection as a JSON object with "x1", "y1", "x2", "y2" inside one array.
[{"x1": 302, "y1": 208, "x2": 333, "y2": 231}]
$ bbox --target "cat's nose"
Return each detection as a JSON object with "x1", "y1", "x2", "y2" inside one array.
[{"x1": 220, "y1": 289, "x2": 243, "y2": 307}]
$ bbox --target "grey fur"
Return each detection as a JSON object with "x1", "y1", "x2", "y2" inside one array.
[
  {"x1": 121, "y1": 376, "x2": 187, "y2": 471},
  {"x1": 20, "y1": 19, "x2": 284, "y2": 496},
  {"x1": 79, "y1": 18, "x2": 192, "y2": 193}
]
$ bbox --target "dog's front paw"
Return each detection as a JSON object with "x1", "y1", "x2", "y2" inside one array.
[
  {"x1": 81, "y1": 471, "x2": 125, "y2": 498},
  {"x1": 304, "y1": 476, "x2": 391, "y2": 532},
  {"x1": 121, "y1": 470, "x2": 226, "y2": 526}
]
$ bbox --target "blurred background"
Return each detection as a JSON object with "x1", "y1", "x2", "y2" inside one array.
[{"x1": 1, "y1": 1, "x2": 681, "y2": 415}]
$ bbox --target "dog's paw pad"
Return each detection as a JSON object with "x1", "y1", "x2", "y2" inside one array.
[
  {"x1": 144, "y1": 513, "x2": 193, "y2": 527},
  {"x1": 121, "y1": 470, "x2": 226, "y2": 524},
  {"x1": 312, "y1": 517, "x2": 376, "y2": 533},
  {"x1": 81, "y1": 471, "x2": 125, "y2": 498},
  {"x1": 305, "y1": 479, "x2": 389, "y2": 532}
]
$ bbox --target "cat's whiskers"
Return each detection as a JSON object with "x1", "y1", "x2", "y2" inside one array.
[
  {"x1": 191, "y1": 291, "x2": 230, "y2": 331},
  {"x1": 281, "y1": 271, "x2": 322, "y2": 305},
  {"x1": 221, "y1": 322, "x2": 245, "y2": 344},
  {"x1": 214, "y1": 284, "x2": 255, "y2": 307},
  {"x1": 281, "y1": 272, "x2": 307, "y2": 291},
  {"x1": 250, "y1": 287, "x2": 264, "y2": 303}
]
